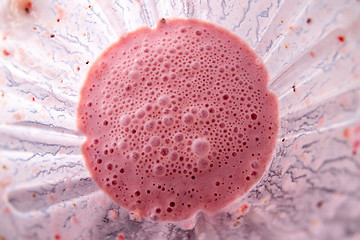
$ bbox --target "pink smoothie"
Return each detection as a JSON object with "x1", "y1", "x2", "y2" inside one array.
[{"x1": 77, "y1": 18, "x2": 278, "y2": 222}]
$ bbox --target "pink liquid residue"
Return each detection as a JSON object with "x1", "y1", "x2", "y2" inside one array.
[{"x1": 77, "y1": 18, "x2": 279, "y2": 222}]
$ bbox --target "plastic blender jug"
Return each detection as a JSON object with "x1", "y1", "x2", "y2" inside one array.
[{"x1": 0, "y1": 0, "x2": 359, "y2": 239}]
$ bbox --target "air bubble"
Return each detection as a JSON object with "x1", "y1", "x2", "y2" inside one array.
[
  {"x1": 162, "y1": 75, "x2": 169, "y2": 82},
  {"x1": 164, "y1": 62, "x2": 171, "y2": 68},
  {"x1": 145, "y1": 120, "x2": 156, "y2": 132},
  {"x1": 119, "y1": 140, "x2": 128, "y2": 150},
  {"x1": 199, "y1": 109, "x2": 208, "y2": 119},
  {"x1": 107, "y1": 163, "x2": 113, "y2": 170},
  {"x1": 163, "y1": 116, "x2": 174, "y2": 126},
  {"x1": 131, "y1": 151, "x2": 140, "y2": 162},
  {"x1": 192, "y1": 139, "x2": 210, "y2": 157},
  {"x1": 191, "y1": 62, "x2": 200, "y2": 70},
  {"x1": 251, "y1": 162, "x2": 258, "y2": 169},
  {"x1": 170, "y1": 73, "x2": 176, "y2": 80},
  {"x1": 145, "y1": 104, "x2": 153, "y2": 112},
  {"x1": 174, "y1": 133, "x2": 184, "y2": 143},
  {"x1": 157, "y1": 56, "x2": 164, "y2": 63},
  {"x1": 150, "y1": 136, "x2": 161, "y2": 147},
  {"x1": 144, "y1": 145, "x2": 152, "y2": 153},
  {"x1": 135, "y1": 59, "x2": 143, "y2": 66},
  {"x1": 198, "y1": 158, "x2": 209, "y2": 169},
  {"x1": 160, "y1": 147, "x2": 169, "y2": 156},
  {"x1": 191, "y1": 108, "x2": 198, "y2": 114},
  {"x1": 125, "y1": 84, "x2": 132, "y2": 92},
  {"x1": 120, "y1": 115, "x2": 131, "y2": 126},
  {"x1": 183, "y1": 113, "x2": 194, "y2": 125},
  {"x1": 129, "y1": 70, "x2": 140, "y2": 80},
  {"x1": 169, "y1": 152, "x2": 178, "y2": 161},
  {"x1": 154, "y1": 165, "x2": 165, "y2": 176},
  {"x1": 136, "y1": 109, "x2": 146, "y2": 119},
  {"x1": 169, "y1": 48, "x2": 176, "y2": 54},
  {"x1": 158, "y1": 95, "x2": 170, "y2": 107}
]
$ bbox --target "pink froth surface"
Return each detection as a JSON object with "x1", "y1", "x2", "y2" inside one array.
[{"x1": 77, "y1": 18, "x2": 278, "y2": 222}]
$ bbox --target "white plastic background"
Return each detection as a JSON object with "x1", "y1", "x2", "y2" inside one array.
[{"x1": 0, "y1": 0, "x2": 359, "y2": 239}]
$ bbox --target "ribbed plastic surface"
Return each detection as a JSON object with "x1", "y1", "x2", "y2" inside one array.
[{"x1": 0, "y1": 0, "x2": 359, "y2": 239}]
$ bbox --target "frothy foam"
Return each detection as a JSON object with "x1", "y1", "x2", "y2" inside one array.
[{"x1": 77, "y1": 18, "x2": 279, "y2": 222}]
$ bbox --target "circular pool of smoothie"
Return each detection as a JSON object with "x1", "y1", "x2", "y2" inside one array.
[{"x1": 77, "y1": 18, "x2": 278, "y2": 222}]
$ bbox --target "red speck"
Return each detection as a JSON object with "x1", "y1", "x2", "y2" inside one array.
[
  {"x1": 306, "y1": 18, "x2": 312, "y2": 24},
  {"x1": 57, "y1": 18, "x2": 60, "y2": 22},
  {"x1": 116, "y1": 233, "x2": 125, "y2": 240},
  {"x1": 338, "y1": 36, "x2": 345, "y2": 42},
  {"x1": 50, "y1": 34, "x2": 55, "y2": 38},
  {"x1": 24, "y1": 1, "x2": 32, "y2": 14},
  {"x1": 71, "y1": 216, "x2": 78, "y2": 224},
  {"x1": 88, "y1": 5, "x2": 91, "y2": 8},
  {"x1": 353, "y1": 140, "x2": 360, "y2": 156},
  {"x1": 32, "y1": 97, "x2": 35, "y2": 101},
  {"x1": 54, "y1": 234, "x2": 61, "y2": 240},
  {"x1": 3, "y1": 50, "x2": 10, "y2": 56},
  {"x1": 237, "y1": 203, "x2": 248, "y2": 214},
  {"x1": 310, "y1": 51, "x2": 315, "y2": 57},
  {"x1": 3, "y1": 207, "x2": 10, "y2": 214}
]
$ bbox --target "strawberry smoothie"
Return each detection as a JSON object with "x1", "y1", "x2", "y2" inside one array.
[{"x1": 77, "y1": 18, "x2": 278, "y2": 222}]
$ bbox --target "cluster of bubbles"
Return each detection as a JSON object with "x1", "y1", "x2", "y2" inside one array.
[{"x1": 78, "y1": 19, "x2": 278, "y2": 222}]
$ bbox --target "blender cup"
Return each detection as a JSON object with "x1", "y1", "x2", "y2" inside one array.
[{"x1": 0, "y1": 0, "x2": 359, "y2": 239}]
